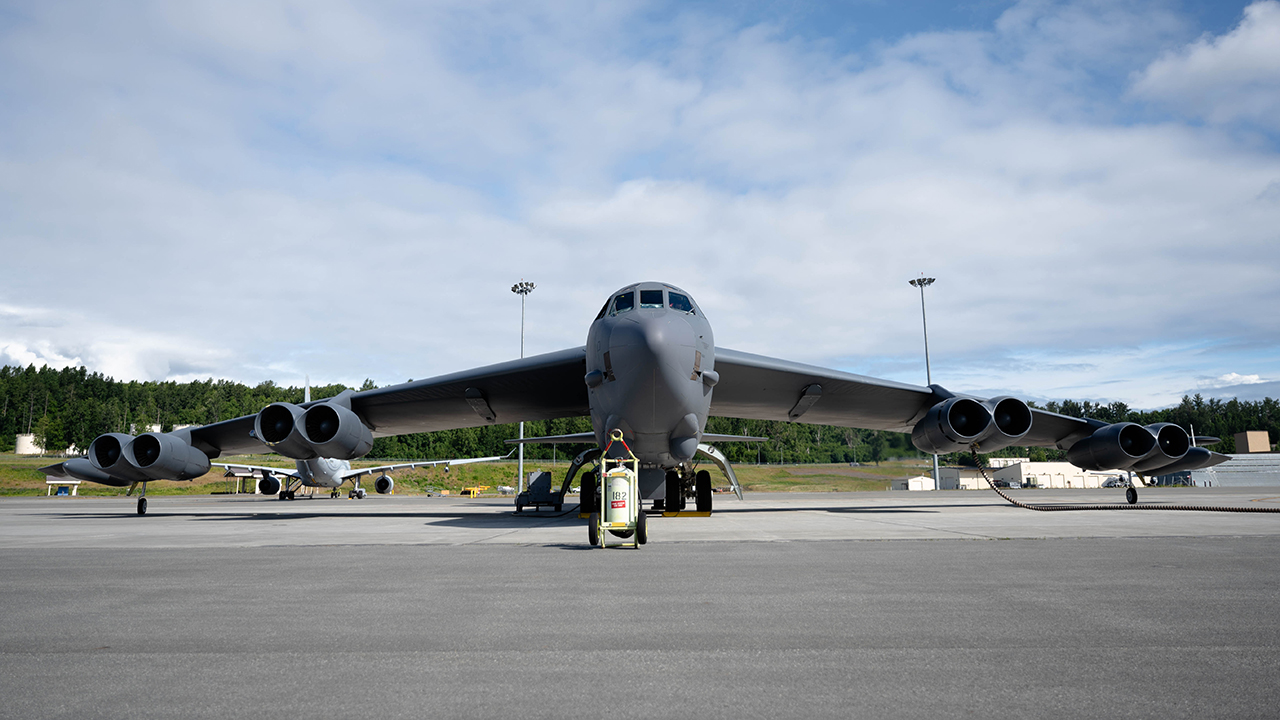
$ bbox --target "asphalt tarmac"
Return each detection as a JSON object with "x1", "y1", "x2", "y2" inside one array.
[{"x1": 3, "y1": 488, "x2": 1279, "y2": 719}]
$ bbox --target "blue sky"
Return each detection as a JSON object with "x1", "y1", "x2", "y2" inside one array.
[{"x1": 1, "y1": 0, "x2": 1278, "y2": 408}]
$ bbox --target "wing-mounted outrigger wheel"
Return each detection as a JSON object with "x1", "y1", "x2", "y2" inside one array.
[{"x1": 696, "y1": 443, "x2": 743, "y2": 501}]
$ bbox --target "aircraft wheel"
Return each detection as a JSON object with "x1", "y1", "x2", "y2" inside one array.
[
  {"x1": 695, "y1": 470, "x2": 712, "y2": 513},
  {"x1": 278, "y1": 492, "x2": 288, "y2": 501},
  {"x1": 581, "y1": 472, "x2": 596, "y2": 513},
  {"x1": 137, "y1": 497, "x2": 147, "y2": 515},
  {"x1": 1126, "y1": 487, "x2": 1138, "y2": 505},
  {"x1": 516, "y1": 502, "x2": 523, "y2": 513},
  {"x1": 357, "y1": 489, "x2": 366, "y2": 499},
  {"x1": 588, "y1": 513, "x2": 600, "y2": 547},
  {"x1": 637, "y1": 511, "x2": 647, "y2": 545},
  {"x1": 665, "y1": 470, "x2": 683, "y2": 512},
  {"x1": 554, "y1": 503, "x2": 562, "y2": 512}
]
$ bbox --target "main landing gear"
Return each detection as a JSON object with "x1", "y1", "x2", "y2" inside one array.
[
  {"x1": 348, "y1": 481, "x2": 367, "y2": 499},
  {"x1": 130, "y1": 481, "x2": 149, "y2": 515},
  {"x1": 663, "y1": 469, "x2": 714, "y2": 514}
]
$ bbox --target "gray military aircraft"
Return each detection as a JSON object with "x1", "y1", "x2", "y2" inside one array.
[{"x1": 40, "y1": 280, "x2": 1227, "y2": 515}]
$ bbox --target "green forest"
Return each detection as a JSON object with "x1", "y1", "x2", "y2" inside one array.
[{"x1": 2, "y1": 364, "x2": 1276, "y2": 465}]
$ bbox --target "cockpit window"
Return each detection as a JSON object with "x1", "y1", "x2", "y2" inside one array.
[
  {"x1": 612, "y1": 291, "x2": 635, "y2": 314},
  {"x1": 668, "y1": 292, "x2": 695, "y2": 314},
  {"x1": 639, "y1": 289, "x2": 664, "y2": 308},
  {"x1": 595, "y1": 300, "x2": 610, "y2": 320}
]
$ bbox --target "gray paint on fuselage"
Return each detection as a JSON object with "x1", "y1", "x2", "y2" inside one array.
[
  {"x1": 297, "y1": 456, "x2": 351, "y2": 488},
  {"x1": 585, "y1": 282, "x2": 715, "y2": 495}
]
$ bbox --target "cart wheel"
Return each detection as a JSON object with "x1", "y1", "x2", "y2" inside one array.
[
  {"x1": 696, "y1": 470, "x2": 712, "y2": 513},
  {"x1": 637, "y1": 511, "x2": 647, "y2": 545},
  {"x1": 1126, "y1": 487, "x2": 1138, "y2": 505},
  {"x1": 588, "y1": 513, "x2": 600, "y2": 547}
]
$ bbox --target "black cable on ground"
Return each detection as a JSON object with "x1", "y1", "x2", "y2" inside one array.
[{"x1": 970, "y1": 447, "x2": 1280, "y2": 514}]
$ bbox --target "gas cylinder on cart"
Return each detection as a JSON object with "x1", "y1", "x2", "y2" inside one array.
[{"x1": 605, "y1": 469, "x2": 633, "y2": 525}]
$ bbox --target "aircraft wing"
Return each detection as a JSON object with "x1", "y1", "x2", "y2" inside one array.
[
  {"x1": 180, "y1": 347, "x2": 591, "y2": 458},
  {"x1": 709, "y1": 347, "x2": 1098, "y2": 450},
  {"x1": 212, "y1": 463, "x2": 301, "y2": 479},
  {"x1": 338, "y1": 452, "x2": 514, "y2": 480}
]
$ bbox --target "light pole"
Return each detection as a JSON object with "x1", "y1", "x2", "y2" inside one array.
[
  {"x1": 909, "y1": 275, "x2": 938, "y2": 489},
  {"x1": 511, "y1": 280, "x2": 535, "y2": 493}
]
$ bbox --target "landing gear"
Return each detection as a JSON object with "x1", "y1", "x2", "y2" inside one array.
[
  {"x1": 137, "y1": 496, "x2": 147, "y2": 515},
  {"x1": 279, "y1": 490, "x2": 296, "y2": 500},
  {"x1": 330, "y1": 489, "x2": 340, "y2": 499},
  {"x1": 1126, "y1": 487, "x2": 1138, "y2": 505},
  {"x1": 695, "y1": 470, "x2": 712, "y2": 513},
  {"x1": 580, "y1": 471, "x2": 597, "y2": 514},
  {"x1": 665, "y1": 470, "x2": 685, "y2": 511},
  {"x1": 348, "y1": 481, "x2": 366, "y2": 499}
]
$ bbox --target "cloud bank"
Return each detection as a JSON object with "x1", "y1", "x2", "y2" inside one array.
[{"x1": 0, "y1": 0, "x2": 1277, "y2": 408}]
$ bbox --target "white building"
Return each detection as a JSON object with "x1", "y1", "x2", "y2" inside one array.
[
  {"x1": 892, "y1": 475, "x2": 937, "y2": 491},
  {"x1": 15, "y1": 433, "x2": 41, "y2": 455},
  {"x1": 938, "y1": 461, "x2": 1120, "y2": 490}
]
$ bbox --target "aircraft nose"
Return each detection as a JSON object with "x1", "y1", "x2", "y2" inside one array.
[{"x1": 610, "y1": 312, "x2": 695, "y2": 363}]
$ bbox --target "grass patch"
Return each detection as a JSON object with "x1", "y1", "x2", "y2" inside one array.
[{"x1": 0, "y1": 452, "x2": 933, "y2": 496}]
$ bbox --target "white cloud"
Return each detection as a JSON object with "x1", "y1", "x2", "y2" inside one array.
[
  {"x1": 1198, "y1": 372, "x2": 1266, "y2": 388},
  {"x1": 0, "y1": 0, "x2": 1278, "y2": 409},
  {"x1": 1131, "y1": 1, "x2": 1280, "y2": 126}
]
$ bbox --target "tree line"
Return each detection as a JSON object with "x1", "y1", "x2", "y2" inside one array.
[{"x1": 2, "y1": 364, "x2": 1275, "y2": 464}]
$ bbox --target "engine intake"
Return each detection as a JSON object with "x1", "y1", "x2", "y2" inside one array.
[
  {"x1": 911, "y1": 397, "x2": 993, "y2": 455},
  {"x1": 374, "y1": 475, "x2": 394, "y2": 494},
  {"x1": 1130, "y1": 423, "x2": 1190, "y2": 473},
  {"x1": 258, "y1": 474, "x2": 282, "y2": 496},
  {"x1": 254, "y1": 403, "x2": 317, "y2": 459},
  {"x1": 976, "y1": 396, "x2": 1033, "y2": 452},
  {"x1": 1066, "y1": 422, "x2": 1157, "y2": 471},
  {"x1": 124, "y1": 432, "x2": 212, "y2": 481},
  {"x1": 89, "y1": 433, "x2": 150, "y2": 482},
  {"x1": 300, "y1": 403, "x2": 373, "y2": 460}
]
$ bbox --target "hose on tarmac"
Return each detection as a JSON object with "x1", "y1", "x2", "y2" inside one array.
[{"x1": 970, "y1": 447, "x2": 1280, "y2": 514}]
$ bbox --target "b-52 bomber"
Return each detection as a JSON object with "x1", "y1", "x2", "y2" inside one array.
[{"x1": 40, "y1": 281, "x2": 1226, "y2": 515}]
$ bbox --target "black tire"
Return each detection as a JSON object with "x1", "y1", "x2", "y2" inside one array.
[
  {"x1": 588, "y1": 512, "x2": 600, "y2": 547},
  {"x1": 1126, "y1": 487, "x2": 1138, "y2": 505},
  {"x1": 695, "y1": 470, "x2": 712, "y2": 513},
  {"x1": 554, "y1": 504, "x2": 562, "y2": 512},
  {"x1": 137, "y1": 497, "x2": 147, "y2": 515},
  {"x1": 515, "y1": 502, "x2": 523, "y2": 513},
  {"x1": 581, "y1": 472, "x2": 596, "y2": 514},
  {"x1": 637, "y1": 510, "x2": 647, "y2": 545},
  {"x1": 279, "y1": 492, "x2": 288, "y2": 501},
  {"x1": 666, "y1": 470, "x2": 683, "y2": 512}
]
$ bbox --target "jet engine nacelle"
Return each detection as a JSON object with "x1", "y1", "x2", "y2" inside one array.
[
  {"x1": 125, "y1": 432, "x2": 212, "y2": 480},
  {"x1": 300, "y1": 403, "x2": 373, "y2": 460},
  {"x1": 255, "y1": 403, "x2": 318, "y2": 459},
  {"x1": 89, "y1": 431, "x2": 211, "y2": 482},
  {"x1": 89, "y1": 433, "x2": 150, "y2": 482},
  {"x1": 1140, "y1": 445, "x2": 1213, "y2": 476},
  {"x1": 911, "y1": 396, "x2": 1034, "y2": 455},
  {"x1": 374, "y1": 475, "x2": 394, "y2": 494},
  {"x1": 1129, "y1": 423, "x2": 1190, "y2": 473},
  {"x1": 911, "y1": 397, "x2": 993, "y2": 454},
  {"x1": 258, "y1": 474, "x2": 282, "y2": 496},
  {"x1": 1065, "y1": 422, "x2": 1157, "y2": 471}
]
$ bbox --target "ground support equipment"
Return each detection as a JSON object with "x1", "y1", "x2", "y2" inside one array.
[{"x1": 589, "y1": 430, "x2": 647, "y2": 548}]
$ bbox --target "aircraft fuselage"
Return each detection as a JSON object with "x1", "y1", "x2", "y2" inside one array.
[{"x1": 585, "y1": 282, "x2": 715, "y2": 482}]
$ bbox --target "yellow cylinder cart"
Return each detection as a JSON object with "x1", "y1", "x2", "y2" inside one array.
[{"x1": 588, "y1": 430, "x2": 648, "y2": 548}]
